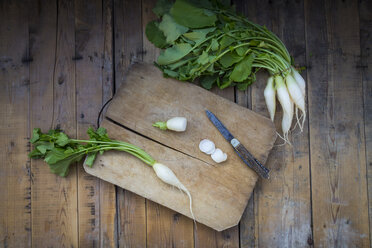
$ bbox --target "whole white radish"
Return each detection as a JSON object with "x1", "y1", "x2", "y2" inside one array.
[
  {"x1": 281, "y1": 106, "x2": 293, "y2": 143},
  {"x1": 285, "y1": 74, "x2": 306, "y2": 130},
  {"x1": 211, "y1": 148, "x2": 227, "y2": 163},
  {"x1": 291, "y1": 67, "x2": 306, "y2": 96},
  {"x1": 153, "y1": 117, "x2": 187, "y2": 132},
  {"x1": 275, "y1": 75, "x2": 294, "y2": 143},
  {"x1": 199, "y1": 139, "x2": 216, "y2": 155},
  {"x1": 264, "y1": 76, "x2": 276, "y2": 121},
  {"x1": 275, "y1": 75, "x2": 293, "y2": 117},
  {"x1": 153, "y1": 162, "x2": 195, "y2": 220}
]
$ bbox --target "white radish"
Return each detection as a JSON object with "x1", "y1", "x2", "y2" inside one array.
[
  {"x1": 275, "y1": 75, "x2": 293, "y2": 117},
  {"x1": 285, "y1": 74, "x2": 306, "y2": 131},
  {"x1": 152, "y1": 162, "x2": 195, "y2": 220},
  {"x1": 264, "y1": 76, "x2": 276, "y2": 121},
  {"x1": 275, "y1": 75, "x2": 293, "y2": 143},
  {"x1": 211, "y1": 148, "x2": 227, "y2": 163},
  {"x1": 281, "y1": 106, "x2": 293, "y2": 143},
  {"x1": 153, "y1": 117, "x2": 187, "y2": 132},
  {"x1": 291, "y1": 67, "x2": 306, "y2": 96},
  {"x1": 199, "y1": 139, "x2": 216, "y2": 154}
]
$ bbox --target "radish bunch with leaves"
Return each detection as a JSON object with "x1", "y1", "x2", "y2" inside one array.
[
  {"x1": 29, "y1": 127, "x2": 195, "y2": 219},
  {"x1": 146, "y1": 0, "x2": 307, "y2": 142}
]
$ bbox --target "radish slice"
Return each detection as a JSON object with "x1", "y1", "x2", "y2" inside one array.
[
  {"x1": 199, "y1": 139, "x2": 215, "y2": 154},
  {"x1": 211, "y1": 148, "x2": 227, "y2": 163}
]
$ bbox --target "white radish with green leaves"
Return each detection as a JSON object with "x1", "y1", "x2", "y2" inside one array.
[
  {"x1": 153, "y1": 117, "x2": 187, "y2": 132},
  {"x1": 263, "y1": 68, "x2": 307, "y2": 144}
]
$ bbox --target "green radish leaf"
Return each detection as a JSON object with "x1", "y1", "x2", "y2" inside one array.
[
  {"x1": 157, "y1": 43, "x2": 193, "y2": 65},
  {"x1": 28, "y1": 148, "x2": 43, "y2": 159},
  {"x1": 237, "y1": 82, "x2": 250, "y2": 91},
  {"x1": 85, "y1": 152, "x2": 97, "y2": 167},
  {"x1": 170, "y1": 0, "x2": 217, "y2": 28},
  {"x1": 87, "y1": 127, "x2": 110, "y2": 142},
  {"x1": 220, "y1": 79, "x2": 232, "y2": 89},
  {"x1": 211, "y1": 38, "x2": 219, "y2": 51},
  {"x1": 230, "y1": 53, "x2": 255, "y2": 82},
  {"x1": 167, "y1": 57, "x2": 193, "y2": 70},
  {"x1": 96, "y1": 127, "x2": 108, "y2": 138},
  {"x1": 153, "y1": 0, "x2": 173, "y2": 17},
  {"x1": 56, "y1": 132, "x2": 69, "y2": 146},
  {"x1": 197, "y1": 51, "x2": 209, "y2": 65},
  {"x1": 30, "y1": 128, "x2": 41, "y2": 143},
  {"x1": 36, "y1": 142, "x2": 54, "y2": 154},
  {"x1": 159, "y1": 14, "x2": 188, "y2": 44},
  {"x1": 219, "y1": 36, "x2": 235, "y2": 50},
  {"x1": 163, "y1": 69, "x2": 179, "y2": 78},
  {"x1": 183, "y1": 27, "x2": 215, "y2": 41},
  {"x1": 183, "y1": 32, "x2": 205, "y2": 41},
  {"x1": 219, "y1": 51, "x2": 243, "y2": 68},
  {"x1": 236, "y1": 46, "x2": 248, "y2": 56},
  {"x1": 200, "y1": 75, "x2": 217, "y2": 89},
  {"x1": 145, "y1": 21, "x2": 168, "y2": 48},
  {"x1": 249, "y1": 40, "x2": 260, "y2": 46}
]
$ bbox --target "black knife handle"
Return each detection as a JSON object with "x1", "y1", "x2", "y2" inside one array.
[{"x1": 231, "y1": 139, "x2": 270, "y2": 179}]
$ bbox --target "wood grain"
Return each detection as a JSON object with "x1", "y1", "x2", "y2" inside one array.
[
  {"x1": 0, "y1": 1, "x2": 31, "y2": 246},
  {"x1": 238, "y1": 0, "x2": 313, "y2": 247},
  {"x1": 233, "y1": 3, "x2": 255, "y2": 246},
  {"x1": 195, "y1": 58, "x2": 240, "y2": 247},
  {"x1": 29, "y1": 0, "x2": 79, "y2": 246},
  {"x1": 75, "y1": 0, "x2": 113, "y2": 246},
  {"x1": 100, "y1": 0, "x2": 117, "y2": 247},
  {"x1": 1, "y1": 1, "x2": 371, "y2": 246},
  {"x1": 359, "y1": 0, "x2": 372, "y2": 245},
  {"x1": 305, "y1": 0, "x2": 369, "y2": 246},
  {"x1": 114, "y1": 0, "x2": 147, "y2": 247},
  {"x1": 142, "y1": 0, "x2": 195, "y2": 247}
]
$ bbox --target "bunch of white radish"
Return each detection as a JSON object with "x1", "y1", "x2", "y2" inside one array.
[{"x1": 264, "y1": 67, "x2": 306, "y2": 143}]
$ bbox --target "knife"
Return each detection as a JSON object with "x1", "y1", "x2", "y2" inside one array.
[{"x1": 205, "y1": 110, "x2": 270, "y2": 179}]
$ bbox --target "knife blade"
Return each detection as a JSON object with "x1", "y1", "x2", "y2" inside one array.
[{"x1": 205, "y1": 110, "x2": 270, "y2": 179}]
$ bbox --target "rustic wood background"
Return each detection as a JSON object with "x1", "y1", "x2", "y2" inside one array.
[{"x1": 0, "y1": 0, "x2": 371, "y2": 247}]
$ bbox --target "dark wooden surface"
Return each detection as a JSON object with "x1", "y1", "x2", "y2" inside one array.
[{"x1": 0, "y1": 0, "x2": 371, "y2": 247}]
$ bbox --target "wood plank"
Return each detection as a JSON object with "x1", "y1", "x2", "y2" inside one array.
[
  {"x1": 100, "y1": 0, "x2": 117, "y2": 247},
  {"x1": 114, "y1": 0, "x2": 146, "y2": 247},
  {"x1": 195, "y1": 54, "x2": 239, "y2": 247},
  {"x1": 29, "y1": 0, "x2": 78, "y2": 246},
  {"x1": 75, "y1": 0, "x2": 114, "y2": 246},
  {"x1": 236, "y1": 0, "x2": 313, "y2": 246},
  {"x1": 359, "y1": 0, "x2": 372, "y2": 245},
  {"x1": 0, "y1": 1, "x2": 31, "y2": 247},
  {"x1": 142, "y1": 0, "x2": 194, "y2": 247},
  {"x1": 305, "y1": 0, "x2": 369, "y2": 246},
  {"x1": 233, "y1": 1, "x2": 256, "y2": 247}
]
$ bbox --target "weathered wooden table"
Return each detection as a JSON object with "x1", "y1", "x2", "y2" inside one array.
[{"x1": 1, "y1": 0, "x2": 371, "y2": 247}]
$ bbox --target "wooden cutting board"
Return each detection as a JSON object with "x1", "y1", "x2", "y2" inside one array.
[{"x1": 84, "y1": 63, "x2": 276, "y2": 231}]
